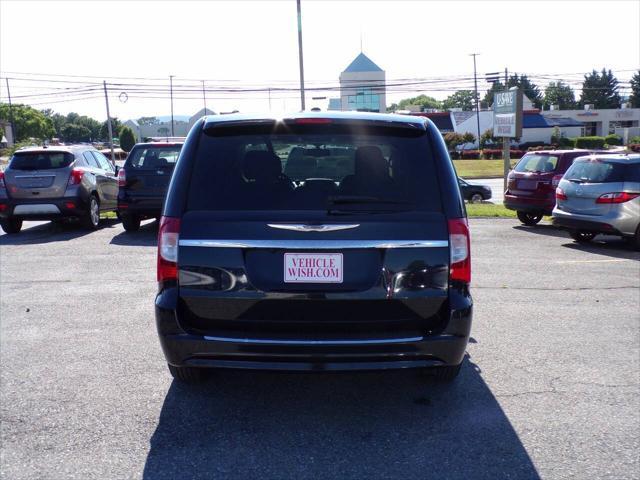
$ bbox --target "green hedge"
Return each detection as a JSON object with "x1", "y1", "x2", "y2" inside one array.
[
  {"x1": 604, "y1": 134, "x2": 622, "y2": 146},
  {"x1": 575, "y1": 136, "x2": 606, "y2": 149},
  {"x1": 558, "y1": 137, "x2": 576, "y2": 148}
]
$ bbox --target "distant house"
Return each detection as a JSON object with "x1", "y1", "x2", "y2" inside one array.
[
  {"x1": 338, "y1": 52, "x2": 386, "y2": 113},
  {"x1": 124, "y1": 108, "x2": 216, "y2": 142}
]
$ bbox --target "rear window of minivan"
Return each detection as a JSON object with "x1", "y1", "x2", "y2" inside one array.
[
  {"x1": 565, "y1": 159, "x2": 639, "y2": 183},
  {"x1": 186, "y1": 123, "x2": 442, "y2": 213},
  {"x1": 127, "y1": 145, "x2": 182, "y2": 169},
  {"x1": 10, "y1": 151, "x2": 74, "y2": 170},
  {"x1": 514, "y1": 154, "x2": 559, "y2": 173}
]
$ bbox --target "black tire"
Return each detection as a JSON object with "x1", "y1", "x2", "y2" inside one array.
[
  {"x1": 168, "y1": 364, "x2": 206, "y2": 384},
  {"x1": 121, "y1": 214, "x2": 141, "y2": 232},
  {"x1": 469, "y1": 193, "x2": 484, "y2": 204},
  {"x1": 425, "y1": 363, "x2": 462, "y2": 382},
  {"x1": 517, "y1": 211, "x2": 543, "y2": 226},
  {"x1": 628, "y1": 225, "x2": 640, "y2": 251},
  {"x1": 569, "y1": 229, "x2": 596, "y2": 243},
  {"x1": 82, "y1": 195, "x2": 101, "y2": 230},
  {"x1": 0, "y1": 218, "x2": 23, "y2": 234}
]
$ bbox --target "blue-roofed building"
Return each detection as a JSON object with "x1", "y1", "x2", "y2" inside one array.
[{"x1": 338, "y1": 52, "x2": 386, "y2": 113}]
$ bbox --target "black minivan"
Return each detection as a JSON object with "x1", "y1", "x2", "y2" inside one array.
[
  {"x1": 155, "y1": 112, "x2": 472, "y2": 383},
  {"x1": 117, "y1": 142, "x2": 183, "y2": 231}
]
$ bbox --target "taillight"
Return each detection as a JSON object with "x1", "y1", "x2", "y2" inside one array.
[
  {"x1": 596, "y1": 192, "x2": 640, "y2": 204},
  {"x1": 157, "y1": 216, "x2": 180, "y2": 283},
  {"x1": 552, "y1": 174, "x2": 563, "y2": 187},
  {"x1": 448, "y1": 218, "x2": 471, "y2": 284},
  {"x1": 67, "y1": 168, "x2": 84, "y2": 186},
  {"x1": 556, "y1": 187, "x2": 567, "y2": 200},
  {"x1": 0, "y1": 171, "x2": 5, "y2": 189},
  {"x1": 117, "y1": 168, "x2": 126, "y2": 187}
]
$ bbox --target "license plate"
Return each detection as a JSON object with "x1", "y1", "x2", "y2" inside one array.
[
  {"x1": 518, "y1": 180, "x2": 537, "y2": 190},
  {"x1": 284, "y1": 253, "x2": 343, "y2": 283}
]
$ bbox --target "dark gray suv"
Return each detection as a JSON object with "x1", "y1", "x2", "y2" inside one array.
[{"x1": 0, "y1": 146, "x2": 118, "y2": 233}]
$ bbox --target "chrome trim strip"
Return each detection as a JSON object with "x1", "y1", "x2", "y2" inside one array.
[
  {"x1": 179, "y1": 239, "x2": 448, "y2": 249},
  {"x1": 202, "y1": 335, "x2": 424, "y2": 345},
  {"x1": 267, "y1": 223, "x2": 360, "y2": 233},
  {"x1": 13, "y1": 204, "x2": 60, "y2": 215}
]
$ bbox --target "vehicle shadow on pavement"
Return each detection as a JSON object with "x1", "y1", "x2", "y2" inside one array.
[
  {"x1": 513, "y1": 224, "x2": 569, "y2": 239},
  {"x1": 562, "y1": 240, "x2": 640, "y2": 260},
  {"x1": 0, "y1": 219, "x2": 119, "y2": 245},
  {"x1": 109, "y1": 220, "x2": 158, "y2": 247},
  {"x1": 143, "y1": 357, "x2": 540, "y2": 480}
]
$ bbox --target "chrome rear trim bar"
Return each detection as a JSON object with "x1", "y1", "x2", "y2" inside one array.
[{"x1": 179, "y1": 239, "x2": 448, "y2": 249}]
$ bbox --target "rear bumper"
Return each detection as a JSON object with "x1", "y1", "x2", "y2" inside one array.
[
  {"x1": 0, "y1": 195, "x2": 89, "y2": 220},
  {"x1": 552, "y1": 209, "x2": 629, "y2": 236},
  {"x1": 117, "y1": 194, "x2": 164, "y2": 217},
  {"x1": 504, "y1": 193, "x2": 554, "y2": 215},
  {"x1": 155, "y1": 287, "x2": 473, "y2": 371}
]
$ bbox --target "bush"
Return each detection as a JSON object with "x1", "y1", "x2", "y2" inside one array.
[
  {"x1": 575, "y1": 136, "x2": 606, "y2": 149},
  {"x1": 119, "y1": 126, "x2": 136, "y2": 152},
  {"x1": 604, "y1": 134, "x2": 623, "y2": 146},
  {"x1": 558, "y1": 137, "x2": 576, "y2": 148},
  {"x1": 461, "y1": 150, "x2": 480, "y2": 159},
  {"x1": 629, "y1": 136, "x2": 640, "y2": 144},
  {"x1": 510, "y1": 149, "x2": 525, "y2": 159},
  {"x1": 518, "y1": 141, "x2": 546, "y2": 150},
  {"x1": 627, "y1": 143, "x2": 640, "y2": 153}
]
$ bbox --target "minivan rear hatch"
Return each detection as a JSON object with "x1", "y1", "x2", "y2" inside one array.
[{"x1": 175, "y1": 119, "x2": 451, "y2": 338}]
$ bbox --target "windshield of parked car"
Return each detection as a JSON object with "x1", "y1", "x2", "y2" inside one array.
[
  {"x1": 514, "y1": 154, "x2": 559, "y2": 173},
  {"x1": 9, "y1": 151, "x2": 75, "y2": 170},
  {"x1": 564, "y1": 159, "x2": 638, "y2": 183},
  {"x1": 126, "y1": 145, "x2": 182, "y2": 169},
  {"x1": 187, "y1": 123, "x2": 442, "y2": 214}
]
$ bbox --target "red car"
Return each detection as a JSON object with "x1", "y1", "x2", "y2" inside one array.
[{"x1": 504, "y1": 150, "x2": 597, "y2": 225}]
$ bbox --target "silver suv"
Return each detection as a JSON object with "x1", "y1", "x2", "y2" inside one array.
[
  {"x1": 0, "y1": 146, "x2": 118, "y2": 234},
  {"x1": 552, "y1": 153, "x2": 640, "y2": 248}
]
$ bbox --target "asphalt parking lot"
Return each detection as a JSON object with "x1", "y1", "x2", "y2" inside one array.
[{"x1": 1, "y1": 219, "x2": 638, "y2": 480}]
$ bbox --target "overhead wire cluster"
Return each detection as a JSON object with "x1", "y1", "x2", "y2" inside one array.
[{"x1": 0, "y1": 69, "x2": 637, "y2": 108}]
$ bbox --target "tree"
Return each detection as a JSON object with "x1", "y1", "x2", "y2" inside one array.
[
  {"x1": 60, "y1": 124, "x2": 91, "y2": 143},
  {"x1": 461, "y1": 132, "x2": 476, "y2": 147},
  {"x1": 397, "y1": 94, "x2": 442, "y2": 111},
  {"x1": 629, "y1": 70, "x2": 640, "y2": 108},
  {"x1": 481, "y1": 82, "x2": 505, "y2": 109},
  {"x1": 119, "y1": 126, "x2": 136, "y2": 152},
  {"x1": 137, "y1": 116, "x2": 160, "y2": 125},
  {"x1": 386, "y1": 103, "x2": 398, "y2": 113},
  {"x1": 157, "y1": 126, "x2": 170, "y2": 136},
  {"x1": 580, "y1": 68, "x2": 621, "y2": 109},
  {"x1": 543, "y1": 81, "x2": 577, "y2": 110},
  {"x1": 507, "y1": 74, "x2": 542, "y2": 109},
  {"x1": 99, "y1": 117, "x2": 122, "y2": 141},
  {"x1": 0, "y1": 103, "x2": 55, "y2": 141},
  {"x1": 443, "y1": 90, "x2": 476, "y2": 111}
]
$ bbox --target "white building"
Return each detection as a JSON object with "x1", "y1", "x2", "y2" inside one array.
[
  {"x1": 337, "y1": 53, "x2": 386, "y2": 113},
  {"x1": 541, "y1": 107, "x2": 640, "y2": 141},
  {"x1": 124, "y1": 108, "x2": 216, "y2": 142}
]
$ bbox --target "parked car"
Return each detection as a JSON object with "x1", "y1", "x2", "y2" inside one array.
[
  {"x1": 504, "y1": 149, "x2": 601, "y2": 225},
  {"x1": 0, "y1": 146, "x2": 118, "y2": 233},
  {"x1": 458, "y1": 177, "x2": 492, "y2": 203},
  {"x1": 117, "y1": 142, "x2": 183, "y2": 231},
  {"x1": 155, "y1": 112, "x2": 472, "y2": 383},
  {"x1": 100, "y1": 147, "x2": 128, "y2": 165},
  {"x1": 553, "y1": 153, "x2": 640, "y2": 248}
]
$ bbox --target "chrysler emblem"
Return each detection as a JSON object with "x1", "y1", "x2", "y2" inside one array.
[{"x1": 267, "y1": 224, "x2": 360, "y2": 232}]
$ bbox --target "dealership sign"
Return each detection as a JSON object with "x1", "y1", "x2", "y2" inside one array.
[{"x1": 493, "y1": 87, "x2": 523, "y2": 138}]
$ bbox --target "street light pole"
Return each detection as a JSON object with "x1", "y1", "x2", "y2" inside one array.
[
  {"x1": 296, "y1": 0, "x2": 306, "y2": 111},
  {"x1": 201, "y1": 80, "x2": 207, "y2": 113},
  {"x1": 470, "y1": 53, "x2": 481, "y2": 148},
  {"x1": 169, "y1": 75, "x2": 175, "y2": 137}
]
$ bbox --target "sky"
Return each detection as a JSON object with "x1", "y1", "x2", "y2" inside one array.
[{"x1": 0, "y1": 0, "x2": 639, "y2": 122}]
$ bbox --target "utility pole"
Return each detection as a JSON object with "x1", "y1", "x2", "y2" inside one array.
[
  {"x1": 470, "y1": 53, "x2": 481, "y2": 148},
  {"x1": 502, "y1": 67, "x2": 510, "y2": 193},
  {"x1": 5, "y1": 78, "x2": 16, "y2": 144},
  {"x1": 102, "y1": 81, "x2": 115, "y2": 164},
  {"x1": 296, "y1": 0, "x2": 306, "y2": 111},
  {"x1": 169, "y1": 75, "x2": 175, "y2": 137},
  {"x1": 268, "y1": 87, "x2": 272, "y2": 111},
  {"x1": 201, "y1": 80, "x2": 207, "y2": 113}
]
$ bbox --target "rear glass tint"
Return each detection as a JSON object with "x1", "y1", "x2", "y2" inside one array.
[
  {"x1": 565, "y1": 160, "x2": 640, "y2": 183},
  {"x1": 514, "y1": 154, "x2": 559, "y2": 173},
  {"x1": 126, "y1": 145, "x2": 182, "y2": 169},
  {"x1": 9, "y1": 151, "x2": 74, "y2": 170},
  {"x1": 187, "y1": 124, "x2": 441, "y2": 213}
]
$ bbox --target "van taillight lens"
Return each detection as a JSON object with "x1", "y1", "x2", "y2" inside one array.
[
  {"x1": 556, "y1": 187, "x2": 567, "y2": 200},
  {"x1": 67, "y1": 168, "x2": 84, "y2": 186},
  {"x1": 157, "y1": 216, "x2": 180, "y2": 283},
  {"x1": 117, "y1": 168, "x2": 126, "y2": 187},
  {"x1": 595, "y1": 192, "x2": 640, "y2": 204},
  {"x1": 448, "y1": 218, "x2": 471, "y2": 283}
]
